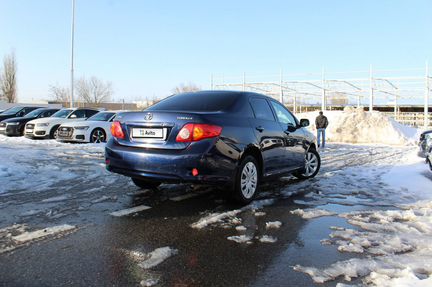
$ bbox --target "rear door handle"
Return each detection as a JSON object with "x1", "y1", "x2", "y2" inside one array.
[{"x1": 256, "y1": 126, "x2": 264, "y2": 132}]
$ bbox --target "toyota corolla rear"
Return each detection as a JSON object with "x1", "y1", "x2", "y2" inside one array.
[{"x1": 105, "y1": 91, "x2": 248, "y2": 185}]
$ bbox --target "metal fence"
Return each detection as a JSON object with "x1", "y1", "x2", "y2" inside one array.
[{"x1": 211, "y1": 64, "x2": 431, "y2": 128}]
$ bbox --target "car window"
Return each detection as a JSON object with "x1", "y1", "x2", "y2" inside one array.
[
  {"x1": 69, "y1": 110, "x2": 86, "y2": 119},
  {"x1": 85, "y1": 110, "x2": 99, "y2": 118},
  {"x1": 24, "y1": 108, "x2": 44, "y2": 118},
  {"x1": 1, "y1": 106, "x2": 23, "y2": 115},
  {"x1": 249, "y1": 98, "x2": 275, "y2": 121},
  {"x1": 148, "y1": 92, "x2": 239, "y2": 112},
  {"x1": 17, "y1": 109, "x2": 28, "y2": 117},
  {"x1": 87, "y1": 112, "x2": 115, "y2": 121},
  {"x1": 270, "y1": 101, "x2": 297, "y2": 126},
  {"x1": 52, "y1": 109, "x2": 73, "y2": 118},
  {"x1": 41, "y1": 110, "x2": 55, "y2": 118}
]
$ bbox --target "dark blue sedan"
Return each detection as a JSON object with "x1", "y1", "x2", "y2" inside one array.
[{"x1": 105, "y1": 91, "x2": 320, "y2": 204}]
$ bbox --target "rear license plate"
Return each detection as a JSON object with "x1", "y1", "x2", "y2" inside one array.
[{"x1": 132, "y1": 128, "x2": 164, "y2": 139}]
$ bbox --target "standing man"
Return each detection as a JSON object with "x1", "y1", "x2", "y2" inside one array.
[{"x1": 315, "y1": 111, "x2": 329, "y2": 148}]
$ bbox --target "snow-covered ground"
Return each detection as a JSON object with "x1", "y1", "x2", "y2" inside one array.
[
  {"x1": 0, "y1": 136, "x2": 117, "y2": 195},
  {"x1": 289, "y1": 148, "x2": 432, "y2": 286}
]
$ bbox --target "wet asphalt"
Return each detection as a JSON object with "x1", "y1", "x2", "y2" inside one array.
[{"x1": 0, "y1": 142, "x2": 409, "y2": 287}]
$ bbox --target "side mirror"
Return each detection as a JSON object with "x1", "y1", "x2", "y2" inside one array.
[
  {"x1": 300, "y1": 119, "x2": 310, "y2": 127},
  {"x1": 69, "y1": 114, "x2": 77, "y2": 119},
  {"x1": 287, "y1": 124, "x2": 297, "y2": 132},
  {"x1": 17, "y1": 111, "x2": 25, "y2": 117}
]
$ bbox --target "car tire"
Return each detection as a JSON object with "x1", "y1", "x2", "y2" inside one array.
[
  {"x1": 50, "y1": 125, "x2": 60, "y2": 139},
  {"x1": 90, "y1": 128, "x2": 107, "y2": 143},
  {"x1": 294, "y1": 148, "x2": 321, "y2": 179},
  {"x1": 131, "y1": 178, "x2": 161, "y2": 189},
  {"x1": 428, "y1": 148, "x2": 432, "y2": 171},
  {"x1": 232, "y1": 155, "x2": 260, "y2": 205}
]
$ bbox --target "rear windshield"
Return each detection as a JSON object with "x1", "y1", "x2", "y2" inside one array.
[
  {"x1": 24, "y1": 108, "x2": 45, "y2": 118},
  {"x1": 87, "y1": 112, "x2": 115, "y2": 121},
  {"x1": 52, "y1": 109, "x2": 73, "y2": 118},
  {"x1": 1, "y1": 106, "x2": 23, "y2": 115},
  {"x1": 148, "y1": 92, "x2": 239, "y2": 112}
]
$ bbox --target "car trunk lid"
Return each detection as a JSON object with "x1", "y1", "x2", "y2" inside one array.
[{"x1": 115, "y1": 111, "x2": 206, "y2": 150}]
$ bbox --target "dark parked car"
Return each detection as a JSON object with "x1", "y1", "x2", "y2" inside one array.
[
  {"x1": 0, "y1": 106, "x2": 42, "y2": 122},
  {"x1": 419, "y1": 130, "x2": 432, "y2": 157},
  {"x1": 0, "y1": 108, "x2": 60, "y2": 136},
  {"x1": 105, "y1": 91, "x2": 320, "y2": 204}
]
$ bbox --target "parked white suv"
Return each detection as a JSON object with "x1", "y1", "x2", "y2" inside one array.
[
  {"x1": 25, "y1": 108, "x2": 99, "y2": 139},
  {"x1": 56, "y1": 111, "x2": 118, "y2": 143}
]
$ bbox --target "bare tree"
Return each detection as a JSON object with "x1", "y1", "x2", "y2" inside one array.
[
  {"x1": 172, "y1": 82, "x2": 200, "y2": 94},
  {"x1": 49, "y1": 85, "x2": 70, "y2": 103},
  {"x1": 76, "y1": 76, "x2": 113, "y2": 104},
  {"x1": 0, "y1": 52, "x2": 17, "y2": 103}
]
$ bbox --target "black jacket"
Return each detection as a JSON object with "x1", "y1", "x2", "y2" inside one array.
[{"x1": 315, "y1": 115, "x2": 329, "y2": 129}]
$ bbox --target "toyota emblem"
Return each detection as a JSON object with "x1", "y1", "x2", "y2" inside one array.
[{"x1": 144, "y1": 113, "x2": 153, "y2": 121}]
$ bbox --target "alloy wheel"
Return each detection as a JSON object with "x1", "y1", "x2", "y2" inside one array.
[
  {"x1": 302, "y1": 151, "x2": 319, "y2": 177},
  {"x1": 240, "y1": 162, "x2": 258, "y2": 199},
  {"x1": 92, "y1": 130, "x2": 105, "y2": 143}
]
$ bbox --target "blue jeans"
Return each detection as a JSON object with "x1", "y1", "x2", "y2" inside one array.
[{"x1": 317, "y1": 128, "x2": 326, "y2": 147}]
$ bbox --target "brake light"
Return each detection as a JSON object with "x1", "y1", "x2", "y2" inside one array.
[
  {"x1": 110, "y1": 121, "x2": 125, "y2": 139},
  {"x1": 176, "y1": 123, "x2": 222, "y2": 142}
]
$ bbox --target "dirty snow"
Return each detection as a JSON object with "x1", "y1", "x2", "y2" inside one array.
[
  {"x1": 0, "y1": 224, "x2": 77, "y2": 253},
  {"x1": 110, "y1": 205, "x2": 151, "y2": 217},
  {"x1": 227, "y1": 235, "x2": 253, "y2": 244},
  {"x1": 138, "y1": 247, "x2": 178, "y2": 269},
  {"x1": 0, "y1": 135, "x2": 112, "y2": 195},
  {"x1": 235, "y1": 225, "x2": 247, "y2": 231},
  {"x1": 190, "y1": 199, "x2": 274, "y2": 229},
  {"x1": 265, "y1": 221, "x2": 282, "y2": 229},
  {"x1": 298, "y1": 107, "x2": 419, "y2": 145},
  {"x1": 140, "y1": 278, "x2": 159, "y2": 286},
  {"x1": 293, "y1": 148, "x2": 432, "y2": 286},
  {"x1": 258, "y1": 235, "x2": 278, "y2": 243},
  {"x1": 290, "y1": 208, "x2": 337, "y2": 219},
  {"x1": 137, "y1": 247, "x2": 178, "y2": 269},
  {"x1": 13, "y1": 224, "x2": 76, "y2": 243}
]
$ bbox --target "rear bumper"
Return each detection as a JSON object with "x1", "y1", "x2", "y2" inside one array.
[{"x1": 105, "y1": 138, "x2": 238, "y2": 184}]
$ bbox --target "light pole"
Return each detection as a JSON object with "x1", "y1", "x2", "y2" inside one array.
[{"x1": 70, "y1": 0, "x2": 75, "y2": 108}]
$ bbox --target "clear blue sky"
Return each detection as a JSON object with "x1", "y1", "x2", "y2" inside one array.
[{"x1": 0, "y1": 0, "x2": 431, "y2": 102}]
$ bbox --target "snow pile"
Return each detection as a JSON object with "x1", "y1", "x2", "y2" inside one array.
[
  {"x1": 295, "y1": 202, "x2": 432, "y2": 286},
  {"x1": 298, "y1": 107, "x2": 419, "y2": 145}
]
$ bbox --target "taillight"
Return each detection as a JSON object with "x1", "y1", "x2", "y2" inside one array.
[
  {"x1": 110, "y1": 121, "x2": 125, "y2": 139},
  {"x1": 176, "y1": 123, "x2": 222, "y2": 142}
]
